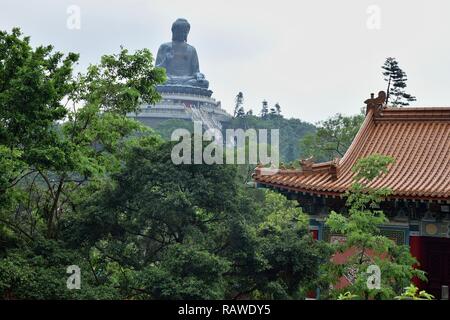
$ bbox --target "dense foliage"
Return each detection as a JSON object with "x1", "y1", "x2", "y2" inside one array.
[
  {"x1": 226, "y1": 114, "x2": 316, "y2": 163},
  {"x1": 0, "y1": 29, "x2": 328, "y2": 300},
  {"x1": 0, "y1": 29, "x2": 425, "y2": 301},
  {"x1": 382, "y1": 57, "x2": 416, "y2": 107},
  {"x1": 320, "y1": 154, "x2": 426, "y2": 299},
  {"x1": 150, "y1": 111, "x2": 316, "y2": 164},
  {"x1": 299, "y1": 113, "x2": 364, "y2": 162}
]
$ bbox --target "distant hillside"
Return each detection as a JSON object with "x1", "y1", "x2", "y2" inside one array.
[
  {"x1": 150, "y1": 115, "x2": 316, "y2": 163},
  {"x1": 225, "y1": 115, "x2": 316, "y2": 163}
]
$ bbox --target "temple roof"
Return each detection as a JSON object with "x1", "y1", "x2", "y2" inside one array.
[{"x1": 254, "y1": 97, "x2": 450, "y2": 201}]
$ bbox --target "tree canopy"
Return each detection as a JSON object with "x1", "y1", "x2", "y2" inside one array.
[
  {"x1": 299, "y1": 113, "x2": 364, "y2": 162},
  {"x1": 382, "y1": 57, "x2": 416, "y2": 107},
  {"x1": 321, "y1": 154, "x2": 426, "y2": 299},
  {"x1": 0, "y1": 28, "x2": 328, "y2": 300}
]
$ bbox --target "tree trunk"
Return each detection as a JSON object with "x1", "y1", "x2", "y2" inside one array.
[{"x1": 385, "y1": 75, "x2": 391, "y2": 105}]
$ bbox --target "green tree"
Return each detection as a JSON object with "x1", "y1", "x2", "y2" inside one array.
[
  {"x1": 321, "y1": 154, "x2": 426, "y2": 300},
  {"x1": 234, "y1": 191, "x2": 330, "y2": 299},
  {"x1": 66, "y1": 137, "x2": 328, "y2": 299},
  {"x1": 395, "y1": 284, "x2": 434, "y2": 300},
  {"x1": 154, "y1": 119, "x2": 194, "y2": 141},
  {"x1": 233, "y1": 92, "x2": 244, "y2": 118},
  {"x1": 0, "y1": 28, "x2": 165, "y2": 298},
  {"x1": 227, "y1": 113, "x2": 315, "y2": 163},
  {"x1": 0, "y1": 28, "x2": 328, "y2": 300},
  {"x1": 268, "y1": 103, "x2": 281, "y2": 118},
  {"x1": 236, "y1": 107, "x2": 246, "y2": 118},
  {"x1": 260, "y1": 100, "x2": 269, "y2": 119},
  {"x1": 274, "y1": 103, "x2": 281, "y2": 116},
  {"x1": 299, "y1": 113, "x2": 364, "y2": 162},
  {"x1": 0, "y1": 34, "x2": 164, "y2": 238},
  {"x1": 382, "y1": 57, "x2": 416, "y2": 107},
  {"x1": 131, "y1": 244, "x2": 230, "y2": 299}
]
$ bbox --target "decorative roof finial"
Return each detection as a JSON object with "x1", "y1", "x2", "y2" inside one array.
[
  {"x1": 300, "y1": 156, "x2": 314, "y2": 174},
  {"x1": 364, "y1": 91, "x2": 386, "y2": 114}
]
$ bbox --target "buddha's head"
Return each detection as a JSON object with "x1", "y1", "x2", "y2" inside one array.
[{"x1": 171, "y1": 18, "x2": 190, "y2": 42}]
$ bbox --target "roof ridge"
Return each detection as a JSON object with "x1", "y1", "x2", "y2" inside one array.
[{"x1": 376, "y1": 106, "x2": 450, "y2": 122}]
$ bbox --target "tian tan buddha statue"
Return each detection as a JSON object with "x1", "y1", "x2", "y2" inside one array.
[{"x1": 156, "y1": 18, "x2": 209, "y2": 89}]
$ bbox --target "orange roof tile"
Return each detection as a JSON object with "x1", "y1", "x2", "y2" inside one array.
[{"x1": 254, "y1": 102, "x2": 450, "y2": 201}]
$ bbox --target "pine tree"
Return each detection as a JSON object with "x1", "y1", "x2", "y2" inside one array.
[
  {"x1": 382, "y1": 57, "x2": 416, "y2": 107},
  {"x1": 260, "y1": 100, "x2": 269, "y2": 118},
  {"x1": 236, "y1": 106, "x2": 245, "y2": 118},
  {"x1": 233, "y1": 92, "x2": 244, "y2": 117},
  {"x1": 275, "y1": 103, "x2": 281, "y2": 116}
]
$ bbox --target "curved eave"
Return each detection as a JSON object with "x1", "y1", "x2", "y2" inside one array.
[
  {"x1": 254, "y1": 106, "x2": 450, "y2": 202},
  {"x1": 256, "y1": 181, "x2": 450, "y2": 202}
]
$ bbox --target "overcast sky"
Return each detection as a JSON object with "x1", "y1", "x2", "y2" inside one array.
[{"x1": 1, "y1": 0, "x2": 450, "y2": 123}]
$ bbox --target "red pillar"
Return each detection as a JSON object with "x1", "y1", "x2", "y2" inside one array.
[
  {"x1": 409, "y1": 233, "x2": 424, "y2": 288},
  {"x1": 307, "y1": 227, "x2": 319, "y2": 299}
]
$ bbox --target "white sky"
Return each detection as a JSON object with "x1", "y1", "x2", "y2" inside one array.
[{"x1": 1, "y1": 0, "x2": 450, "y2": 123}]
